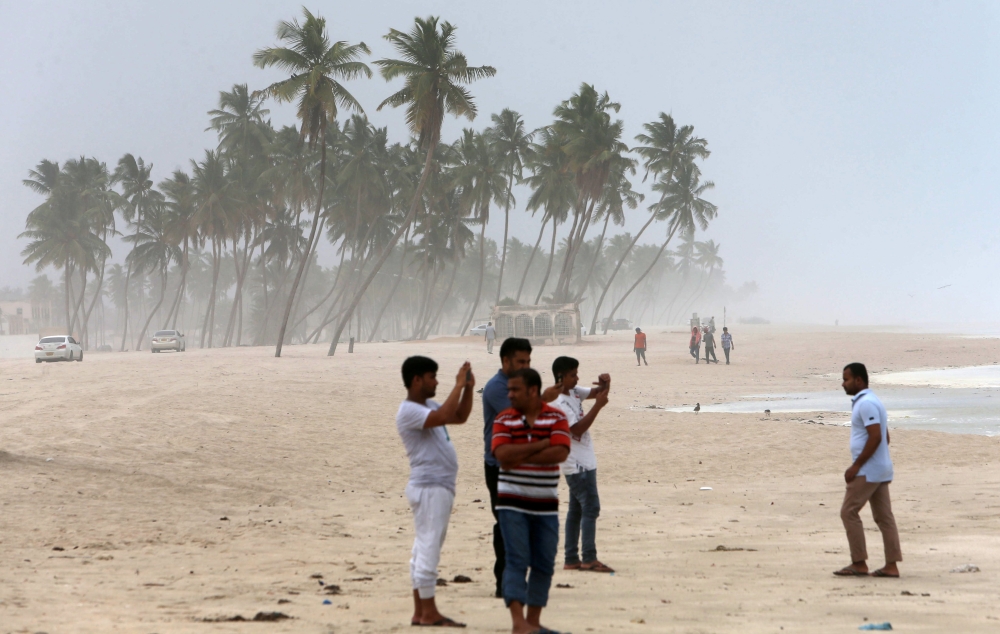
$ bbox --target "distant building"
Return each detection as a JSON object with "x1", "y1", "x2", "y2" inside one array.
[
  {"x1": 490, "y1": 303, "x2": 582, "y2": 344},
  {"x1": 0, "y1": 300, "x2": 52, "y2": 335}
]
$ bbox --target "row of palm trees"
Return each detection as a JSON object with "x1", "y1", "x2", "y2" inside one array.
[{"x1": 19, "y1": 9, "x2": 731, "y2": 355}]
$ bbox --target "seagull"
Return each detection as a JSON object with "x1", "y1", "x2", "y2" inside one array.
[
  {"x1": 764, "y1": 409, "x2": 771, "y2": 417},
  {"x1": 694, "y1": 403, "x2": 701, "y2": 413}
]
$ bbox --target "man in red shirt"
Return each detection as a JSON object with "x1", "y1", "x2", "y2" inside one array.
[
  {"x1": 633, "y1": 327, "x2": 648, "y2": 366},
  {"x1": 492, "y1": 369, "x2": 572, "y2": 634}
]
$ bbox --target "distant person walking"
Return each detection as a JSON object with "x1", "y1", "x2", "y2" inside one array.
[
  {"x1": 834, "y1": 362, "x2": 902, "y2": 578},
  {"x1": 396, "y1": 356, "x2": 475, "y2": 627},
  {"x1": 485, "y1": 321, "x2": 496, "y2": 354},
  {"x1": 633, "y1": 328, "x2": 648, "y2": 366},
  {"x1": 689, "y1": 327, "x2": 702, "y2": 363},
  {"x1": 481, "y1": 337, "x2": 533, "y2": 598},
  {"x1": 720, "y1": 327, "x2": 734, "y2": 364},
  {"x1": 703, "y1": 327, "x2": 718, "y2": 364}
]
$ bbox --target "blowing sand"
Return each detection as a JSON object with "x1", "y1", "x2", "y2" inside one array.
[{"x1": 2, "y1": 326, "x2": 999, "y2": 633}]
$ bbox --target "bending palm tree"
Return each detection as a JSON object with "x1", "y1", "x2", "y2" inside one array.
[
  {"x1": 601, "y1": 162, "x2": 717, "y2": 333},
  {"x1": 253, "y1": 7, "x2": 371, "y2": 357},
  {"x1": 125, "y1": 201, "x2": 180, "y2": 350},
  {"x1": 327, "y1": 15, "x2": 495, "y2": 356}
]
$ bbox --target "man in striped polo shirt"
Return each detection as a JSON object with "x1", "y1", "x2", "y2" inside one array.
[{"x1": 492, "y1": 368, "x2": 572, "y2": 634}]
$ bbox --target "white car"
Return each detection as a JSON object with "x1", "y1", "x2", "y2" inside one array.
[
  {"x1": 151, "y1": 330, "x2": 186, "y2": 352},
  {"x1": 469, "y1": 324, "x2": 489, "y2": 336},
  {"x1": 34, "y1": 335, "x2": 83, "y2": 363}
]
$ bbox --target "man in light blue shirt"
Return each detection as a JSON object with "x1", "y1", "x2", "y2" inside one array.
[{"x1": 834, "y1": 362, "x2": 902, "y2": 578}]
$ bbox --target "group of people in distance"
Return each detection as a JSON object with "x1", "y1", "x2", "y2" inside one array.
[
  {"x1": 688, "y1": 318, "x2": 735, "y2": 365},
  {"x1": 396, "y1": 337, "x2": 610, "y2": 632},
  {"x1": 394, "y1": 332, "x2": 901, "y2": 632}
]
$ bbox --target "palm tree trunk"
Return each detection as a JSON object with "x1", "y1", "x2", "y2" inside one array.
[
  {"x1": 553, "y1": 198, "x2": 583, "y2": 300},
  {"x1": 368, "y1": 227, "x2": 410, "y2": 342},
  {"x1": 416, "y1": 267, "x2": 443, "y2": 340},
  {"x1": 293, "y1": 241, "x2": 346, "y2": 335},
  {"x1": 495, "y1": 173, "x2": 514, "y2": 306},
  {"x1": 275, "y1": 131, "x2": 328, "y2": 358},
  {"x1": 223, "y1": 240, "x2": 243, "y2": 346},
  {"x1": 256, "y1": 244, "x2": 268, "y2": 342},
  {"x1": 559, "y1": 197, "x2": 597, "y2": 301},
  {"x1": 426, "y1": 260, "x2": 459, "y2": 338},
  {"x1": 574, "y1": 212, "x2": 610, "y2": 303},
  {"x1": 81, "y1": 259, "x2": 108, "y2": 351},
  {"x1": 515, "y1": 216, "x2": 547, "y2": 304},
  {"x1": 458, "y1": 220, "x2": 488, "y2": 335},
  {"x1": 136, "y1": 267, "x2": 168, "y2": 350},
  {"x1": 535, "y1": 219, "x2": 559, "y2": 305},
  {"x1": 588, "y1": 208, "x2": 659, "y2": 334},
  {"x1": 602, "y1": 222, "x2": 680, "y2": 334},
  {"x1": 169, "y1": 239, "x2": 189, "y2": 329},
  {"x1": 287, "y1": 217, "x2": 326, "y2": 343},
  {"x1": 659, "y1": 273, "x2": 691, "y2": 324},
  {"x1": 63, "y1": 264, "x2": 72, "y2": 334},
  {"x1": 328, "y1": 137, "x2": 439, "y2": 356},
  {"x1": 201, "y1": 241, "x2": 221, "y2": 348}
]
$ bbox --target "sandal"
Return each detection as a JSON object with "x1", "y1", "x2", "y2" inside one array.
[
  {"x1": 870, "y1": 568, "x2": 899, "y2": 578},
  {"x1": 580, "y1": 560, "x2": 615, "y2": 573},
  {"x1": 833, "y1": 566, "x2": 869, "y2": 576},
  {"x1": 421, "y1": 617, "x2": 466, "y2": 627},
  {"x1": 563, "y1": 562, "x2": 582, "y2": 570}
]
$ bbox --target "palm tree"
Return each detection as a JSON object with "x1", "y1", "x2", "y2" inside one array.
[
  {"x1": 325, "y1": 16, "x2": 495, "y2": 356},
  {"x1": 550, "y1": 84, "x2": 628, "y2": 302},
  {"x1": 253, "y1": 7, "x2": 372, "y2": 357},
  {"x1": 602, "y1": 162, "x2": 717, "y2": 333},
  {"x1": 190, "y1": 150, "x2": 233, "y2": 348},
  {"x1": 160, "y1": 170, "x2": 197, "y2": 329},
  {"x1": 489, "y1": 108, "x2": 533, "y2": 306},
  {"x1": 124, "y1": 200, "x2": 180, "y2": 350},
  {"x1": 452, "y1": 129, "x2": 510, "y2": 335},
  {"x1": 113, "y1": 154, "x2": 162, "y2": 350},
  {"x1": 676, "y1": 239, "x2": 724, "y2": 320},
  {"x1": 588, "y1": 114, "x2": 708, "y2": 333}
]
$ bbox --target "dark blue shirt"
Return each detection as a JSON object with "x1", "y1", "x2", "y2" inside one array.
[{"x1": 482, "y1": 369, "x2": 510, "y2": 467}]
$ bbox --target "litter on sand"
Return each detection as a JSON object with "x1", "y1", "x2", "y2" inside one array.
[
  {"x1": 700, "y1": 487, "x2": 713, "y2": 491},
  {"x1": 950, "y1": 564, "x2": 980, "y2": 573},
  {"x1": 858, "y1": 623, "x2": 892, "y2": 631}
]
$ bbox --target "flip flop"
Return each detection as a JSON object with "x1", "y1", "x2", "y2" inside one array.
[
  {"x1": 833, "y1": 567, "x2": 869, "y2": 576},
  {"x1": 870, "y1": 569, "x2": 899, "y2": 578},
  {"x1": 563, "y1": 563, "x2": 582, "y2": 570},
  {"x1": 580, "y1": 561, "x2": 615, "y2": 573},
  {"x1": 421, "y1": 617, "x2": 467, "y2": 627}
]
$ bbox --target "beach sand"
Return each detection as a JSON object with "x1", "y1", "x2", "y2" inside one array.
[{"x1": 2, "y1": 326, "x2": 999, "y2": 632}]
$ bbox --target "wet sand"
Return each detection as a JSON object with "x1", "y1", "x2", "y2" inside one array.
[{"x1": 1, "y1": 325, "x2": 999, "y2": 632}]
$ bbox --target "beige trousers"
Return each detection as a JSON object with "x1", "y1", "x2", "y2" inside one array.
[{"x1": 840, "y1": 476, "x2": 902, "y2": 563}]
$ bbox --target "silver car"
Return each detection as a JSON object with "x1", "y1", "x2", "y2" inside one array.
[
  {"x1": 151, "y1": 330, "x2": 186, "y2": 353},
  {"x1": 34, "y1": 335, "x2": 84, "y2": 363}
]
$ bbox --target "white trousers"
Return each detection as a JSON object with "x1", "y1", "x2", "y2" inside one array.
[{"x1": 406, "y1": 483, "x2": 454, "y2": 599}]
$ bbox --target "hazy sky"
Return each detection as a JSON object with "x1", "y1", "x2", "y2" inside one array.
[{"x1": 2, "y1": 1, "x2": 999, "y2": 324}]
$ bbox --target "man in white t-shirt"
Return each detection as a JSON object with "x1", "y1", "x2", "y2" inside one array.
[
  {"x1": 485, "y1": 321, "x2": 496, "y2": 354},
  {"x1": 545, "y1": 356, "x2": 611, "y2": 573},
  {"x1": 834, "y1": 362, "x2": 902, "y2": 579},
  {"x1": 396, "y1": 356, "x2": 475, "y2": 627}
]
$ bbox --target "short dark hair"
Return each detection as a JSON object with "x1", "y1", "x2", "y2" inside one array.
[
  {"x1": 509, "y1": 368, "x2": 542, "y2": 393},
  {"x1": 635, "y1": 327, "x2": 641, "y2": 333},
  {"x1": 551, "y1": 356, "x2": 579, "y2": 382},
  {"x1": 499, "y1": 337, "x2": 532, "y2": 361},
  {"x1": 402, "y1": 356, "x2": 438, "y2": 388},
  {"x1": 843, "y1": 362, "x2": 868, "y2": 384}
]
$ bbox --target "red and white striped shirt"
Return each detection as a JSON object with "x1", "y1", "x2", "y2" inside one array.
[{"x1": 490, "y1": 404, "x2": 572, "y2": 515}]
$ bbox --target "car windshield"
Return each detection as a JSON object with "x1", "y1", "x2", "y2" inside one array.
[
  {"x1": 154, "y1": 331, "x2": 176, "y2": 336},
  {"x1": 39, "y1": 337, "x2": 66, "y2": 344}
]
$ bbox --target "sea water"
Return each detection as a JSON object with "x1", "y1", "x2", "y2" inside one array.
[{"x1": 668, "y1": 365, "x2": 1000, "y2": 436}]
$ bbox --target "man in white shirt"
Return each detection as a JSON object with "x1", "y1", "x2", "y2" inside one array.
[
  {"x1": 834, "y1": 362, "x2": 902, "y2": 578},
  {"x1": 396, "y1": 356, "x2": 475, "y2": 626},
  {"x1": 545, "y1": 357, "x2": 611, "y2": 572},
  {"x1": 485, "y1": 321, "x2": 497, "y2": 354}
]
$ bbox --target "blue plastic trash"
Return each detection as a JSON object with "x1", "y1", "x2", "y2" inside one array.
[
  {"x1": 858, "y1": 623, "x2": 892, "y2": 631},
  {"x1": 322, "y1": 599, "x2": 332, "y2": 605}
]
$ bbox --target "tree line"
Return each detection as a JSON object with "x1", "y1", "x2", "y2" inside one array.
[{"x1": 18, "y1": 9, "x2": 745, "y2": 355}]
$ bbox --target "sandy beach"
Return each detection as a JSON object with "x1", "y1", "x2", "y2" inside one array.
[{"x1": 2, "y1": 325, "x2": 999, "y2": 633}]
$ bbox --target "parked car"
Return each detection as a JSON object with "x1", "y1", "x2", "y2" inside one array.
[
  {"x1": 600, "y1": 317, "x2": 633, "y2": 331},
  {"x1": 34, "y1": 335, "x2": 83, "y2": 363},
  {"x1": 468, "y1": 324, "x2": 489, "y2": 336},
  {"x1": 151, "y1": 330, "x2": 186, "y2": 353}
]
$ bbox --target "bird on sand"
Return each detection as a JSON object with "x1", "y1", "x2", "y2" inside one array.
[
  {"x1": 764, "y1": 409, "x2": 771, "y2": 417},
  {"x1": 694, "y1": 403, "x2": 701, "y2": 413}
]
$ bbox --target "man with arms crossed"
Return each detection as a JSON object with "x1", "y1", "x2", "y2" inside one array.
[
  {"x1": 492, "y1": 369, "x2": 572, "y2": 634},
  {"x1": 396, "y1": 356, "x2": 475, "y2": 627},
  {"x1": 834, "y1": 362, "x2": 902, "y2": 578},
  {"x1": 482, "y1": 338, "x2": 532, "y2": 597},
  {"x1": 548, "y1": 357, "x2": 611, "y2": 573}
]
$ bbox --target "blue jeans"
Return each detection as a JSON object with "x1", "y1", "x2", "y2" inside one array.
[
  {"x1": 498, "y1": 510, "x2": 558, "y2": 608},
  {"x1": 564, "y1": 468, "x2": 600, "y2": 564}
]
